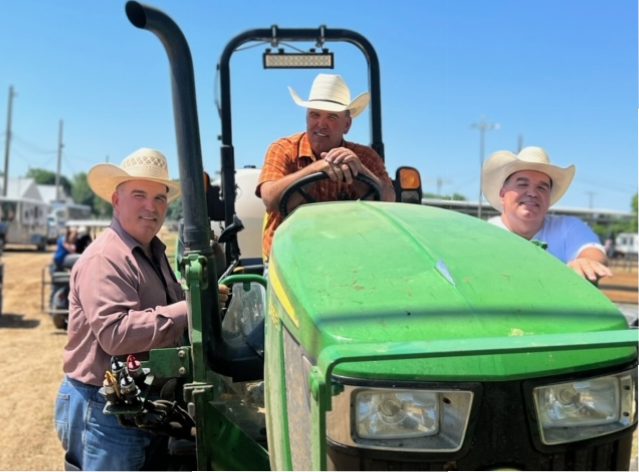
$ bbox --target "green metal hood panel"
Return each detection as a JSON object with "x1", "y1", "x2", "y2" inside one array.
[{"x1": 269, "y1": 202, "x2": 635, "y2": 380}]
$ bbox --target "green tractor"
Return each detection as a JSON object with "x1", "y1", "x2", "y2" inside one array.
[{"x1": 107, "y1": 2, "x2": 637, "y2": 470}]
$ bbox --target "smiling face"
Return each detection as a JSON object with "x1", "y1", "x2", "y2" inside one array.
[
  {"x1": 306, "y1": 108, "x2": 352, "y2": 156},
  {"x1": 499, "y1": 170, "x2": 552, "y2": 239},
  {"x1": 112, "y1": 179, "x2": 169, "y2": 247}
]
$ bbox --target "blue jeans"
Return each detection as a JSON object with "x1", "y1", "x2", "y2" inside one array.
[{"x1": 55, "y1": 377, "x2": 154, "y2": 470}]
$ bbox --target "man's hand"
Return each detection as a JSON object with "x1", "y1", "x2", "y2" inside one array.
[
  {"x1": 321, "y1": 147, "x2": 365, "y2": 185},
  {"x1": 260, "y1": 146, "x2": 394, "y2": 213},
  {"x1": 567, "y1": 257, "x2": 613, "y2": 283},
  {"x1": 320, "y1": 147, "x2": 395, "y2": 201},
  {"x1": 218, "y1": 284, "x2": 230, "y2": 304}
]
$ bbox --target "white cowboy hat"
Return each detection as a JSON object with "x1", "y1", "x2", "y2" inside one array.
[
  {"x1": 88, "y1": 148, "x2": 181, "y2": 203},
  {"x1": 288, "y1": 73, "x2": 370, "y2": 118},
  {"x1": 482, "y1": 146, "x2": 576, "y2": 212}
]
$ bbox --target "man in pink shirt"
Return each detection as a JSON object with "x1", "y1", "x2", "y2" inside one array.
[{"x1": 55, "y1": 148, "x2": 187, "y2": 470}]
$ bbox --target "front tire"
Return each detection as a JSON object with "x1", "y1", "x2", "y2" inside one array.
[{"x1": 51, "y1": 287, "x2": 68, "y2": 330}]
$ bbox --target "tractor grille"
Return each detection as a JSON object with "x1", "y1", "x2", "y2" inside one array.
[{"x1": 327, "y1": 378, "x2": 635, "y2": 471}]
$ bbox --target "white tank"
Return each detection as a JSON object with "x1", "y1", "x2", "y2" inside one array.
[{"x1": 230, "y1": 168, "x2": 265, "y2": 261}]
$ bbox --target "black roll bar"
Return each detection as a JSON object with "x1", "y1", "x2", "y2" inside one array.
[{"x1": 217, "y1": 26, "x2": 384, "y2": 234}]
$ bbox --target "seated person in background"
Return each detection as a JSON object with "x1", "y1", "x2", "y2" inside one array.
[
  {"x1": 256, "y1": 73, "x2": 396, "y2": 261},
  {"x1": 63, "y1": 225, "x2": 93, "y2": 268},
  {"x1": 74, "y1": 226, "x2": 92, "y2": 254},
  {"x1": 482, "y1": 146, "x2": 612, "y2": 282},
  {"x1": 53, "y1": 227, "x2": 77, "y2": 271}
]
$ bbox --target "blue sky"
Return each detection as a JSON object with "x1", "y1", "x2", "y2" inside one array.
[{"x1": 1, "y1": 0, "x2": 636, "y2": 212}]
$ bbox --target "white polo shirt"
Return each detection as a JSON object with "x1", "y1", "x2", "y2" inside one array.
[{"x1": 488, "y1": 214, "x2": 605, "y2": 263}]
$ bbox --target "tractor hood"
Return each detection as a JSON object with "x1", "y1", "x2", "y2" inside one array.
[{"x1": 268, "y1": 201, "x2": 635, "y2": 380}]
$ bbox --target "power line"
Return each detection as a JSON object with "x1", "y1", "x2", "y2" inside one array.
[{"x1": 11, "y1": 132, "x2": 57, "y2": 154}]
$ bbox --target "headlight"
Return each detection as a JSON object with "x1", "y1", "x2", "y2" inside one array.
[
  {"x1": 533, "y1": 370, "x2": 636, "y2": 445},
  {"x1": 327, "y1": 385, "x2": 473, "y2": 452},
  {"x1": 356, "y1": 390, "x2": 439, "y2": 439}
]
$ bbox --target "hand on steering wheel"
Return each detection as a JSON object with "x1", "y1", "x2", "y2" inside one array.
[{"x1": 278, "y1": 171, "x2": 382, "y2": 217}]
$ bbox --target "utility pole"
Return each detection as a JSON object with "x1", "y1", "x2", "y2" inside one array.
[
  {"x1": 517, "y1": 134, "x2": 524, "y2": 152},
  {"x1": 471, "y1": 117, "x2": 499, "y2": 219},
  {"x1": 55, "y1": 120, "x2": 64, "y2": 202},
  {"x1": 435, "y1": 177, "x2": 451, "y2": 197},
  {"x1": 3, "y1": 85, "x2": 16, "y2": 197},
  {"x1": 586, "y1": 191, "x2": 595, "y2": 210}
]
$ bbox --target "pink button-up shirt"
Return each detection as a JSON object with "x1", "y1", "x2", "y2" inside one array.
[{"x1": 63, "y1": 218, "x2": 187, "y2": 386}]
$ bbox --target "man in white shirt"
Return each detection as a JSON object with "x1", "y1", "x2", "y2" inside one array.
[{"x1": 482, "y1": 146, "x2": 612, "y2": 282}]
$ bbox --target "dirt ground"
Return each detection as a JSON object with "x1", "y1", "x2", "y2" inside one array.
[
  {"x1": 0, "y1": 247, "x2": 66, "y2": 471},
  {"x1": 0, "y1": 247, "x2": 636, "y2": 471},
  {"x1": 600, "y1": 263, "x2": 639, "y2": 305}
]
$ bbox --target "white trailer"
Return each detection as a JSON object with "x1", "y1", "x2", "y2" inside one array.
[
  {"x1": 614, "y1": 232, "x2": 639, "y2": 258},
  {"x1": 47, "y1": 202, "x2": 93, "y2": 243},
  {"x1": 0, "y1": 196, "x2": 50, "y2": 251}
]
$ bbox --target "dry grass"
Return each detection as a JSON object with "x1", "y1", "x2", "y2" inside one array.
[
  {"x1": 0, "y1": 247, "x2": 66, "y2": 471},
  {"x1": 600, "y1": 267, "x2": 638, "y2": 305}
]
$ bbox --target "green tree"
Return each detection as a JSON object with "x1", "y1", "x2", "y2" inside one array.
[
  {"x1": 631, "y1": 193, "x2": 638, "y2": 232},
  {"x1": 70, "y1": 172, "x2": 94, "y2": 207},
  {"x1": 68, "y1": 172, "x2": 113, "y2": 218},
  {"x1": 592, "y1": 193, "x2": 638, "y2": 241},
  {"x1": 167, "y1": 198, "x2": 183, "y2": 221},
  {"x1": 93, "y1": 198, "x2": 113, "y2": 218},
  {"x1": 27, "y1": 168, "x2": 72, "y2": 197}
]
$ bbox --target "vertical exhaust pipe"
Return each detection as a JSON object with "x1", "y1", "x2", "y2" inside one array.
[
  {"x1": 125, "y1": 1, "x2": 223, "y2": 378},
  {"x1": 125, "y1": 1, "x2": 209, "y2": 254},
  {"x1": 125, "y1": 2, "x2": 262, "y2": 381}
]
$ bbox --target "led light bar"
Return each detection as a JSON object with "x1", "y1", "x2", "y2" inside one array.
[{"x1": 263, "y1": 49, "x2": 334, "y2": 69}]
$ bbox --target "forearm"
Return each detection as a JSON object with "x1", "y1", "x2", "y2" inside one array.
[
  {"x1": 578, "y1": 246, "x2": 608, "y2": 265},
  {"x1": 568, "y1": 246, "x2": 612, "y2": 282},
  {"x1": 381, "y1": 181, "x2": 397, "y2": 202},
  {"x1": 74, "y1": 252, "x2": 188, "y2": 355},
  {"x1": 94, "y1": 301, "x2": 188, "y2": 356},
  {"x1": 260, "y1": 164, "x2": 320, "y2": 212},
  {"x1": 360, "y1": 165, "x2": 395, "y2": 202}
]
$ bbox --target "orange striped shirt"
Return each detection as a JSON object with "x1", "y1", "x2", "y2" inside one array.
[{"x1": 256, "y1": 132, "x2": 392, "y2": 260}]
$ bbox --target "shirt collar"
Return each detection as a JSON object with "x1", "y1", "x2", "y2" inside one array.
[{"x1": 297, "y1": 132, "x2": 347, "y2": 161}]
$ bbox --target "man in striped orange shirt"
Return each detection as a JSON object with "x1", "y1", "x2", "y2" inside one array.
[{"x1": 256, "y1": 74, "x2": 395, "y2": 261}]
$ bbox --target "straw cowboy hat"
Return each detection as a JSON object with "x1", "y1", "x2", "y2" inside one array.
[
  {"x1": 88, "y1": 148, "x2": 181, "y2": 203},
  {"x1": 288, "y1": 73, "x2": 370, "y2": 118},
  {"x1": 482, "y1": 146, "x2": 575, "y2": 212}
]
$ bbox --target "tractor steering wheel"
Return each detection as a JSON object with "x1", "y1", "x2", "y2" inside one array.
[{"x1": 278, "y1": 171, "x2": 382, "y2": 218}]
